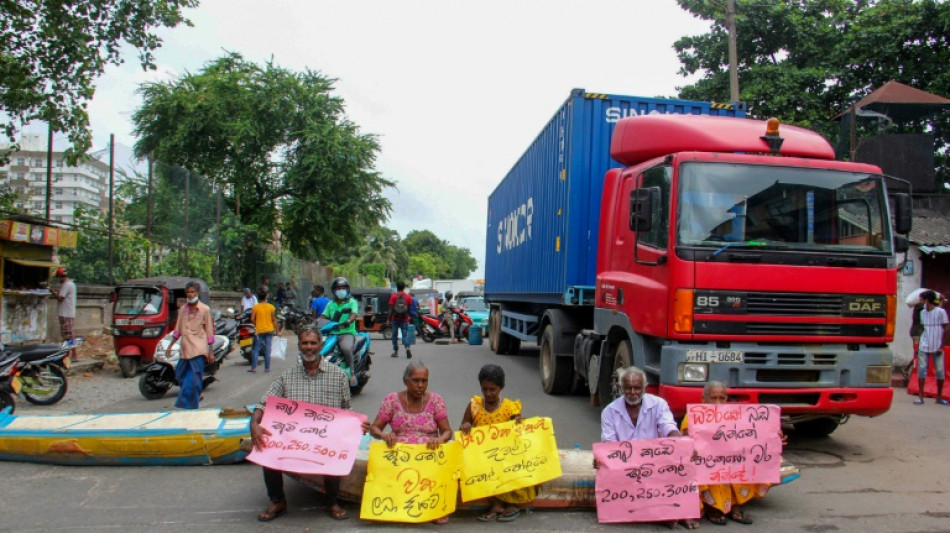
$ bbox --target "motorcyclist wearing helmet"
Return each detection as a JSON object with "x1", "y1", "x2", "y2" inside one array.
[
  {"x1": 322, "y1": 277, "x2": 360, "y2": 386},
  {"x1": 441, "y1": 290, "x2": 460, "y2": 344}
]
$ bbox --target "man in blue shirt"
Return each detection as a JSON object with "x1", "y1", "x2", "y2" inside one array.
[{"x1": 310, "y1": 284, "x2": 330, "y2": 319}]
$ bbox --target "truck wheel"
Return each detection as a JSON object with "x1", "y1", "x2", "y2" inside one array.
[
  {"x1": 598, "y1": 339, "x2": 632, "y2": 407},
  {"x1": 119, "y1": 356, "x2": 138, "y2": 378},
  {"x1": 540, "y1": 325, "x2": 573, "y2": 394},
  {"x1": 490, "y1": 308, "x2": 509, "y2": 353},
  {"x1": 794, "y1": 417, "x2": 839, "y2": 437}
]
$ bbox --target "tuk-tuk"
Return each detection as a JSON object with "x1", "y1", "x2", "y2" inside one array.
[
  {"x1": 111, "y1": 277, "x2": 211, "y2": 378},
  {"x1": 351, "y1": 288, "x2": 392, "y2": 337}
]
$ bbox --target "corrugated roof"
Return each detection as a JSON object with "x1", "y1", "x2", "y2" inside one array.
[{"x1": 910, "y1": 209, "x2": 950, "y2": 247}]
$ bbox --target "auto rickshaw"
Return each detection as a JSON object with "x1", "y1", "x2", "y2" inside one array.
[{"x1": 110, "y1": 277, "x2": 211, "y2": 378}]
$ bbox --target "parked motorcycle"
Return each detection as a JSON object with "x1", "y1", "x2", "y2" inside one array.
[
  {"x1": 317, "y1": 313, "x2": 372, "y2": 395},
  {"x1": 213, "y1": 309, "x2": 239, "y2": 350},
  {"x1": 0, "y1": 337, "x2": 83, "y2": 409},
  {"x1": 419, "y1": 307, "x2": 473, "y2": 343},
  {"x1": 237, "y1": 309, "x2": 257, "y2": 363},
  {"x1": 278, "y1": 304, "x2": 307, "y2": 335},
  {"x1": 138, "y1": 333, "x2": 230, "y2": 400}
]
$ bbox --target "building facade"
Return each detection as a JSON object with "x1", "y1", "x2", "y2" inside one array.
[{"x1": 1, "y1": 133, "x2": 109, "y2": 224}]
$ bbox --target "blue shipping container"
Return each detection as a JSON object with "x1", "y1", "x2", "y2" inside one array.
[{"x1": 485, "y1": 89, "x2": 746, "y2": 305}]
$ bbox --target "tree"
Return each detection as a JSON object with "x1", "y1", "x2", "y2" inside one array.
[
  {"x1": 0, "y1": 0, "x2": 198, "y2": 161},
  {"x1": 673, "y1": 0, "x2": 950, "y2": 183},
  {"x1": 133, "y1": 53, "x2": 393, "y2": 264},
  {"x1": 59, "y1": 206, "x2": 150, "y2": 284}
]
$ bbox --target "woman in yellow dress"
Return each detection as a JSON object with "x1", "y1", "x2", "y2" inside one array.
[
  {"x1": 459, "y1": 364, "x2": 537, "y2": 522},
  {"x1": 681, "y1": 381, "x2": 774, "y2": 525}
]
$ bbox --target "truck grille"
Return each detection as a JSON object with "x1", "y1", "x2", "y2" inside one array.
[
  {"x1": 758, "y1": 393, "x2": 820, "y2": 406},
  {"x1": 746, "y1": 293, "x2": 843, "y2": 316},
  {"x1": 745, "y1": 353, "x2": 838, "y2": 366},
  {"x1": 746, "y1": 323, "x2": 841, "y2": 336},
  {"x1": 756, "y1": 370, "x2": 820, "y2": 383}
]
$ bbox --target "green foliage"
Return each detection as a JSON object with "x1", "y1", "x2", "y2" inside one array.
[
  {"x1": 674, "y1": 0, "x2": 950, "y2": 185},
  {"x1": 59, "y1": 206, "x2": 150, "y2": 284},
  {"x1": 132, "y1": 53, "x2": 394, "y2": 260},
  {"x1": 0, "y1": 0, "x2": 197, "y2": 162},
  {"x1": 151, "y1": 249, "x2": 214, "y2": 282}
]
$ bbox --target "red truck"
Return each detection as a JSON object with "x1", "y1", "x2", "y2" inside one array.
[{"x1": 486, "y1": 95, "x2": 912, "y2": 437}]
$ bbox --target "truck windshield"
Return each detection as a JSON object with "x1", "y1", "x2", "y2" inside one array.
[
  {"x1": 676, "y1": 162, "x2": 891, "y2": 253},
  {"x1": 115, "y1": 287, "x2": 163, "y2": 315}
]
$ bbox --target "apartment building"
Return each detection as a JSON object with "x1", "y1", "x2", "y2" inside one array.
[{"x1": 0, "y1": 133, "x2": 109, "y2": 224}]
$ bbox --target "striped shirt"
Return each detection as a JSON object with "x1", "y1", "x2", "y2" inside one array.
[
  {"x1": 256, "y1": 359, "x2": 351, "y2": 411},
  {"x1": 919, "y1": 306, "x2": 948, "y2": 353}
]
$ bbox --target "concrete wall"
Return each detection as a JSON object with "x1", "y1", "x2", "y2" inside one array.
[{"x1": 44, "y1": 284, "x2": 242, "y2": 343}]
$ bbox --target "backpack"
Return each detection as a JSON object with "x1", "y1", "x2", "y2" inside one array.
[{"x1": 392, "y1": 293, "x2": 409, "y2": 319}]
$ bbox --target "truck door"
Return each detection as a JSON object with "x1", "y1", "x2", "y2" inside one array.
[{"x1": 628, "y1": 165, "x2": 673, "y2": 338}]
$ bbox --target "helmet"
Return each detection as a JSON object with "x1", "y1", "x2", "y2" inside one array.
[
  {"x1": 445, "y1": 291, "x2": 453, "y2": 300},
  {"x1": 331, "y1": 277, "x2": 350, "y2": 295}
]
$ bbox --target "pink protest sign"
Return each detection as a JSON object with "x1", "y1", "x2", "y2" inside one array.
[
  {"x1": 593, "y1": 438, "x2": 700, "y2": 523},
  {"x1": 686, "y1": 403, "x2": 782, "y2": 485},
  {"x1": 247, "y1": 396, "x2": 367, "y2": 475}
]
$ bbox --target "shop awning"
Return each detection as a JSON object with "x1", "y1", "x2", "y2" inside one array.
[
  {"x1": 919, "y1": 245, "x2": 950, "y2": 255},
  {"x1": 5, "y1": 258, "x2": 61, "y2": 268}
]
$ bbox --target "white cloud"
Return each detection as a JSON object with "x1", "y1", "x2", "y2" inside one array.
[{"x1": 83, "y1": 0, "x2": 712, "y2": 279}]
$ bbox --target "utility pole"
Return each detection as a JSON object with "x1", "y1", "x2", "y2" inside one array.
[
  {"x1": 146, "y1": 154, "x2": 154, "y2": 277},
  {"x1": 215, "y1": 184, "x2": 221, "y2": 285},
  {"x1": 45, "y1": 123, "x2": 53, "y2": 221},
  {"x1": 108, "y1": 134, "x2": 115, "y2": 285},
  {"x1": 184, "y1": 168, "x2": 190, "y2": 275},
  {"x1": 726, "y1": 0, "x2": 740, "y2": 104}
]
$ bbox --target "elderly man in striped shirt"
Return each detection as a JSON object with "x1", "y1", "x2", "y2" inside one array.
[{"x1": 250, "y1": 325, "x2": 352, "y2": 521}]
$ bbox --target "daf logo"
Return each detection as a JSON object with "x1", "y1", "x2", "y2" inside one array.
[{"x1": 848, "y1": 302, "x2": 882, "y2": 312}]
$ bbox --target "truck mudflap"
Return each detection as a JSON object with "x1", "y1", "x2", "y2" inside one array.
[{"x1": 659, "y1": 384, "x2": 893, "y2": 418}]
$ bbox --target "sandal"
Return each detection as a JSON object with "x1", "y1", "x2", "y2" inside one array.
[
  {"x1": 257, "y1": 502, "x2": 287, "y2": 522},
  {"x1": 937, "y1": 399, "x2": 949, "y2": 406},
  {"x1": 681, "y1": 519, "x2": 700, "y2": 529},
  {"x1": 914, "y1": 398, "x2": 924, "y2": 405},
  {"x1": 498, "y1": 510, "x2": 521, "y2": 522},
  {"x1": 477, "y1": 512, "x2": 500, "y2": 522},
  {"x1": 707, "y1": 510, "x2": 727, "y2": 525},
  {"x1": 730, "y1": 508, "x2": 754, "y2": 524},
  {"x1": 328, "y1": 505, "x2": 349, "y2": 520}
]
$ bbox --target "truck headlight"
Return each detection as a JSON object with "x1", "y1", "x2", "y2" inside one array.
[
  {"x1": 678, "y1": 363, "x2": 708, "y2": 383},
  {"x1": 141, "y1": 327, "x2": 165, "y2": 338},
  {"x1": 866, "y1": 365, "x2": 891, "y2": 384}
]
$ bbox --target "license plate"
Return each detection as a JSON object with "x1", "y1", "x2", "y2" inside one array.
[
  {"x1": 114, "y1": 319, "x2": 145, "y2": 326},
  {"x1": 11, "y1": 376, "x2": 22, "y2": 394},
  {"x1": 685, "y1": 350, "x2": 744, "y2": 363},
  {"x1": 240, "y1": 338, "x2": 253, "y2": 347}
]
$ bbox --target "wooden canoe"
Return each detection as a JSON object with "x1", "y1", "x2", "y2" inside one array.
[{"x1": 0, "y1": 407, "x2": 250, "y2": 466}]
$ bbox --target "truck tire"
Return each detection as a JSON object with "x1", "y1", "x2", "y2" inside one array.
[
  {"x1": 540, "y1": 325, "x2": 573, "y2": 394},
  {"x1": 794, "y1": 417, "x2": 839, "y2": 437},
  {"x1": 598, "y1": 339, "x2": 633, "y2": 407},
  {"x1": 490, "y1": 308, "x2": 511, "y2": 354}
]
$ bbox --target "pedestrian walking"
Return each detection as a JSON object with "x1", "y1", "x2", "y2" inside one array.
[
  {"x1": 241, "y1": 288, "x2": 258, "y2": 312},
  {"x1": 388, "y1": 281, "x2": 413, "y2": 359},
  {"x1": 165, "y1": 282, "x2": 215, "y2": 409},
  {"x1": 915, "y1": 290, "x2": 949, "y2": 405},
  {"x1": 49, "y1": 267, "x2": 78, "y2": 362},
  {"x1": 310, "y1": 284, "x2": 330, "y2": 319},
  {"x1": 249, "y1": 288, "x2": 278, "y2": 373}
]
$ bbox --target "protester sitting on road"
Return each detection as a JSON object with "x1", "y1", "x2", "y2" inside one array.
[
  {"x1": 322, "y1": 277, "x2": 360, "y2": 387},
  {"x1": 367, "y1": 360, "x2": 453, "y2": 523},
  {"x1": 680, "y1": 381, "x2": 771, "y2": 525},
  {"x1": 249, "y1": 288, "x2": 277, "y2": 373},
  {"x1": 916, "y1": 290, "x2": 949, "y2": 405},
  {"x1": 460, "y1": 364, "x2": 535, "y2": 522},
  {"x1": 599, "y1": 366, "x2": 696, "y2": 530},
  {"x1": 250, "y1": 326, "x2": 353, "y2": 522}
]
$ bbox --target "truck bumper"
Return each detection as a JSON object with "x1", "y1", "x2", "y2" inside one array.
[{"x1": 659, "y1": 384, "x2": 894, "y2": 418}]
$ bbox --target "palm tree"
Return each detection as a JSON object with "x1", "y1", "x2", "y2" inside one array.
[{"x1": 358, "y1": 228, "x2": 398, "y2": 281}]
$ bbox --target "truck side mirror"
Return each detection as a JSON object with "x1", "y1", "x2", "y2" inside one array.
[
  {"x1": 892, "y1": 193, "x2": 912, "y2": 235},
  {"x1": 894, "y1": 235, "x2": 909, "y2": 253},
  {"x1": 629, "y1": 188, "x2": 654, "y2": 232}
]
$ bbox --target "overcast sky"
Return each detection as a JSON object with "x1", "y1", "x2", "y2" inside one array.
[{"x1": 46, "y1": 0, "x2": 714, "y2": 279}]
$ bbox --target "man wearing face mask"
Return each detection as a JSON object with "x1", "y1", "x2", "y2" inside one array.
[
  {"x1": 601, "y1": 366, "x2": 681, "y2": 442},
  {"x1": 166, "y1": 281, "x2": 215, "y2": 409},
  {"x1": 250, "y1": 326, "x2": 354, "y2": 522},
  {"x1": 322, "y1": 277, "x2": 360, "y2": 387}
]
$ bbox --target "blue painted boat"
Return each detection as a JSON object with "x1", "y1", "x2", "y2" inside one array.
[{"x1": 0, "y1": 407, "x2": 250, "y2": 466}]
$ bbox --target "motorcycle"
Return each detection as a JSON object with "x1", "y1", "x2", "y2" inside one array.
[
  {"x1": 214, "y1": 308, "x2": 239, "y2": 350},
  {"x1": 0, "y1": 337, "x2": 83, "y2": 409},
  {"x1": 237, "y1": 309, "x2": 257, "y2": 363},
  {"x1": 317, "y1": 312, "x2": 372, "y2": 395},
  {"x1": 419, "y1": 307, "x2": 473, "y2": 343},
  {"x1": 278, "y1": 304, "x2": 308, "y2": 335},
  {"x1": 138, "y1": 333, "x2": 230, "y2": 400}
]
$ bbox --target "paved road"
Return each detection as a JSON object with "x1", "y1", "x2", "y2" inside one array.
[{"x1": 4, "y1": 335, "x2": 950, "y2": 532}]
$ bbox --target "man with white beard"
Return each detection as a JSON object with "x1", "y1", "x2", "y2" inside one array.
[
  {"x1": 250, "y1": 326, "x2": 353, "y2": 522},
  {"x1": 600, "y1": 366, "x2": 682, "y2": 442}
]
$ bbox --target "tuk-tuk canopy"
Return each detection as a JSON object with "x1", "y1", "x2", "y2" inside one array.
[{"x1": 116, "y1": 277, "x2": 211, "y2": 304}]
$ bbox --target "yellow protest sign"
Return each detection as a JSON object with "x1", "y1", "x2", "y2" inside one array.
[
  {"x1": 456, "y1": 416, "x2": 562, "y2": 502},
  {"x1": 360, "y1": 441, "x2": 462, "y2": 523}
]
